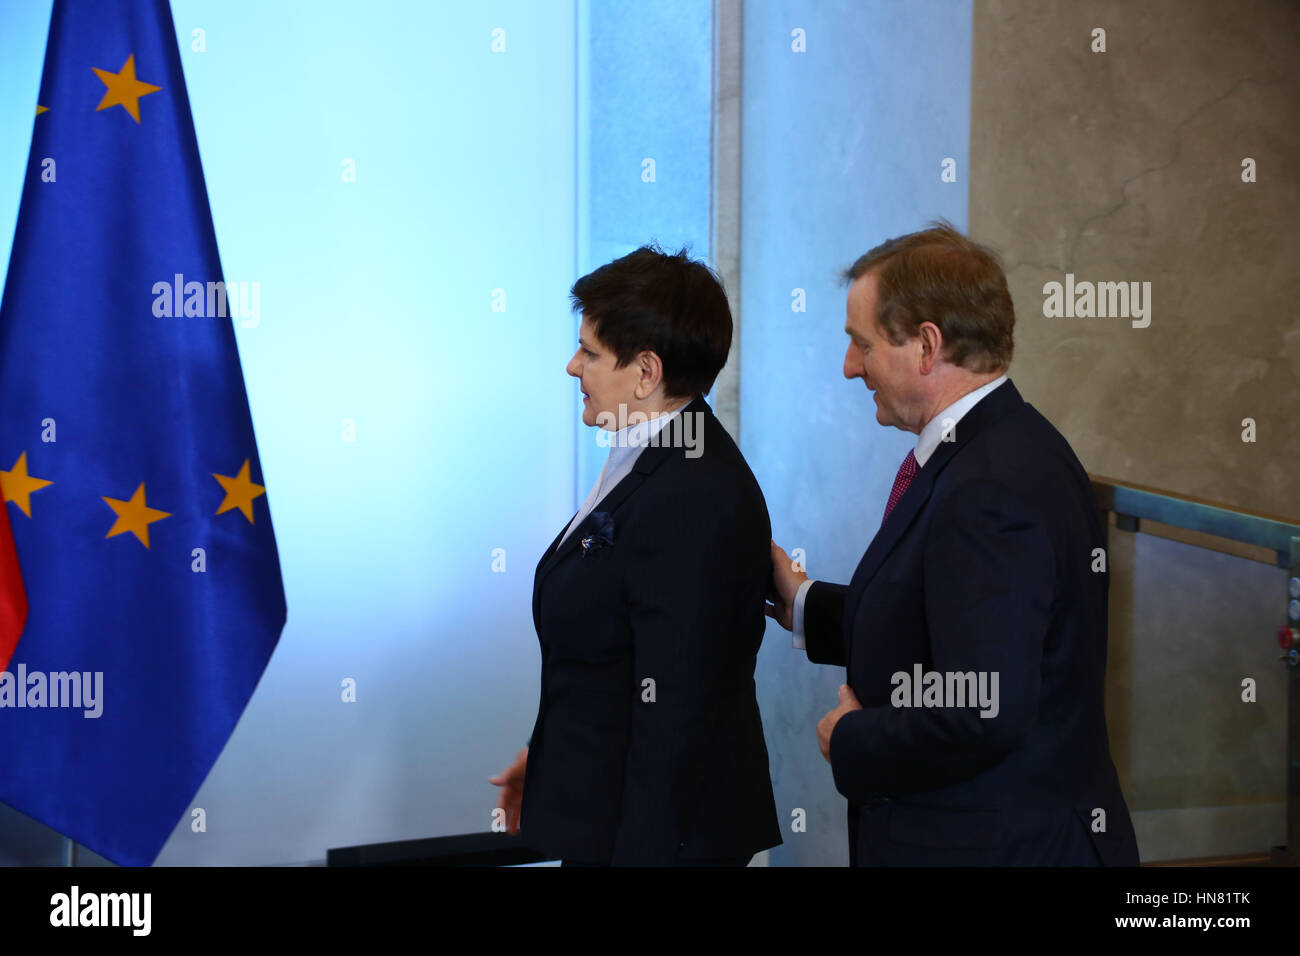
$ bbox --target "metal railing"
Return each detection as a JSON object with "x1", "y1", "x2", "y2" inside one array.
[{"x1": 1092, "y1": 473, "x2": 1300, "y2": 866}]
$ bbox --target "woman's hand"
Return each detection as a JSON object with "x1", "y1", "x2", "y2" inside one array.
[{"x1": 488, "y1": 747, "x2": 528, "y2": 834}]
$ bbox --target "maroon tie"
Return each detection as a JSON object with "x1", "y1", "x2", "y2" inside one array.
[{"x1": 881, "y1": 450, "x2": 919, "y2": 525}]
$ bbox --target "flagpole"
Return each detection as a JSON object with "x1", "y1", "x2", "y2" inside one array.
[{"x1": 60, "y1": 835, "x2": 77, "y2": 866}]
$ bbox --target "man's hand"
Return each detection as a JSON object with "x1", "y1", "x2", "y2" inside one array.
[
  {"x1": 765, "y1": 539, "x2": 808, "y2": 632},
  {"x1": 817, "y1": 685, "x2": 862, "y2": 762},
  {"x1": 488, "y1": 747, "x2": 528, "y2": 834}
]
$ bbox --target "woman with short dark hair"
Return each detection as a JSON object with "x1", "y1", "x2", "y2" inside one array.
[{"x1": 491, "y1": 245, "x2": 781, "y2": 866}]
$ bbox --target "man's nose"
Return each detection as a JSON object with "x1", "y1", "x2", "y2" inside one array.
[{"x1": 843, "y1": 343, "x2": 860, "y2": 379}]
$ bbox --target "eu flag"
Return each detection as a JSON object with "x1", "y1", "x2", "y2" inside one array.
[{"x1": 0, "y1": 0, "x2": 286, "y2": 865}]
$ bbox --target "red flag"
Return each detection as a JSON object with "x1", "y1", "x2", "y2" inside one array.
[{"x1": 0, "y1": 491, "x2": 26, "y2": 672}]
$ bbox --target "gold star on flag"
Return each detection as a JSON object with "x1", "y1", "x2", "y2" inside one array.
[
  {"x1": 0, "y1": 452, "x2": 53, "y2": 518},
  {"x1": 92, "y1": 54, "x2": 161, "y2": 123},
  {"x1": 36, "y1": 105, "x2": 48, "y2": 116},
  {"x1": 213, "y1": 459, "x2": 266, "y2": 523},
  {"x1": 103, "y1": 483, "x2": 171, "y2": 548}
]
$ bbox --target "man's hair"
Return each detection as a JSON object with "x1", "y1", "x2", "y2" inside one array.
[
  {"x1": 570, "y1": 244, "x2": 732, "y2": 398},
  {"x1": 842, "y1": 220, "x2": 1014, "y2": 373}
]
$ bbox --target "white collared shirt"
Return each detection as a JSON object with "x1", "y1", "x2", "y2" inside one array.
[
  {"x1": 557, "y1": 403, "x2": 688, "y2": 548},
  {"x1": 790, "y1": 375, "x2": 1008, "y2": 649}
]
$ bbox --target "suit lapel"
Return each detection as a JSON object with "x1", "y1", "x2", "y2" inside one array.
[
  {"x1": 532, "y1": 394, "x2": 711, "y2": 625},
  {"x1": 841, "y1": 380, "x2": 1027, "y2": 669}
]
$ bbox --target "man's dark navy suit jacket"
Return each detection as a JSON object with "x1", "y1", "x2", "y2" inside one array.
[
  {"x1": 804, "y1": 379, "x2": 1140, "y2": 866},
  {"x1": 521, "y1": 394, "x2": 781, "y2": 865}
]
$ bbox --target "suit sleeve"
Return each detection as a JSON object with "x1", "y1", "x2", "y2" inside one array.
[
  {"x1": 828, "y1": 477, "x2": 1055, "y2": 802},
  {"x1": 803, "y1": 582, "x2": 847, "y2": 666},
  {"x1": 609, "y1": 488, "x2": 764, "y2": 865}
]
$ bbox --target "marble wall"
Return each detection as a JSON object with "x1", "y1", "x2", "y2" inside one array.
[
  {"x1": 970, "y1": 0, "x2": 1299, "y2": 515},
  {"x1": 970, "y1": 0, "x2": 1299, "y2": 860}
]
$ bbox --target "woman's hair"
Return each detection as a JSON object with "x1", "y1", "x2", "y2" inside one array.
[{"x1": 570, "y1": 244, "x2": 732, "y2": 398}]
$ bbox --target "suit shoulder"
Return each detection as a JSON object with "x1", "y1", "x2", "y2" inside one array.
[
  {"x1": 656, "y1": 407, "x2": 756, "y2": 478},
  {"x1": 637, "y1": 411, "x2": 768, "y2": 518},
  {"x1": 933, "y1": 404, "x2": 1100, "y2": 552},
  {"x1": 946, "y1": 402, "x2": 1083, "y2": 480}
]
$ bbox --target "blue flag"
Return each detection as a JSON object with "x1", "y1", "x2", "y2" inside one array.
[{"x1": 0, "y1": 0, "x2": 286, "y2": 865}]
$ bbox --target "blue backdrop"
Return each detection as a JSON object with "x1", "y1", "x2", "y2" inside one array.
[{"x1": 0, "y1": 0, "x2": 971, "y2": 866}]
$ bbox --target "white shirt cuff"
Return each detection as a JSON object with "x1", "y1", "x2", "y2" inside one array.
[{"x1": 791, "y1": 578, "x2": 816, "y2": 650}]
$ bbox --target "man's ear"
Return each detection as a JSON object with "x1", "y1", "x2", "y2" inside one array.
[{"x1": 917, "y1": 322, "x2": 944, "y2": 374}]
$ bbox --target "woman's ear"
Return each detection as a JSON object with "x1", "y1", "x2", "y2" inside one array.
[{"x1": 634, "y1": 350, "x2": 665, "y2": 400}]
